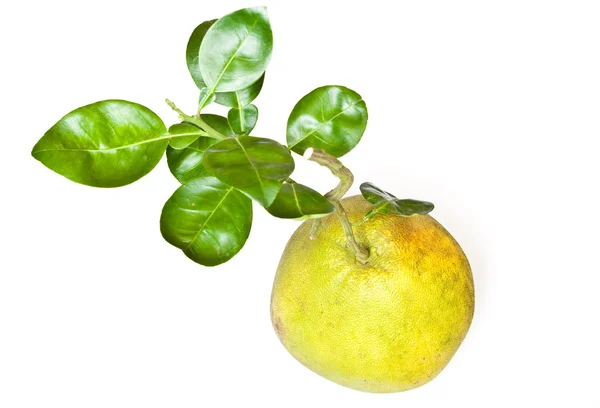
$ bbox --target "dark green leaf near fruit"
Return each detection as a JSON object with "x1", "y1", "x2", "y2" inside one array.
[
  {"x1": 286, "y1": 85, "x2": 368, "y2": 157},
  {"x1": 203, "y1": 135, "x2": 294, "y2": 207},
  {"x1": 267, "y1": 182, "x2": 334, "y2": 220},
  {"x1": 360, "y1": 182, "x2": 434, "y2": 221}
]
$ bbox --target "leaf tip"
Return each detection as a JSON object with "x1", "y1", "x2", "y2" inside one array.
[
  {"x1": 252, "y1": 5, "x2": 269, "y2": 15},
  {"x1": 30, "y1": 137, "x2": 46, "y2": 161}
]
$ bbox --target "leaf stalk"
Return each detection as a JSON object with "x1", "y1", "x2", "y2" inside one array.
[{"x1": 165, "y1": 98, "x2": 225, "y2": 140}]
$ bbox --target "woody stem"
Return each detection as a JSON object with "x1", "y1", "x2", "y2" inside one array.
[{"x1": 306, "y1": 148, "x2": 369, "y2": 264}]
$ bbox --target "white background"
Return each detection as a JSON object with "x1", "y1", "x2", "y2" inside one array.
[{"x1": 1, "y1": 0, "x2": 599, "y2": 406}]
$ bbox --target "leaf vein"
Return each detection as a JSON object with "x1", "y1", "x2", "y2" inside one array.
[
  {"x1": 209, "y1": 15, "x2": 261, "y2": 91},
  {"x1": 33, "y1": 133, "x2": 194, "y2": 154},
  {"x1": 288, "y1": 99, "x2": 363, "y2": 149},
  {"x1": 185, "y1": 187, "x2": 235, "y2": 251},
  {"x1": 290, "y1": 183, "x2": 305, "y2": 216},
  {"x1": 234, "y1": 138, "x2": 266, "y2": 202}
]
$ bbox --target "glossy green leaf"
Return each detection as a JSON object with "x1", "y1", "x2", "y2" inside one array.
[
  {"x1": 228, "y1": 104, "x2": 258, "y2": 134},
  {"x1": 360, "y1": 182, "x2": 434, "y2": 220},
  {"x1": 267, "y1": 182, "x2": 334, "y2": 220},
  {"x1": 168, "y1": 123, "x2": 205, "y2": 149},
  {"x1": 215, "y1": 73, "x2": 265, "y2": 107},
  {"x1": 286, "y1": 85, "x2": 368, "y2": 157},
  {"x1": 31, "y1": 100, "x2": 167, "y2": 187},
  {"x1": 160, "y1": 177, "x2": 252, "y2": 266},
  {"x1": 199, "y1": 7, "x2": 273, "y2": 93},
  {"x1": 186, "y1": 19, "x2": 217, "y2": 89},
  {"x1": 200, "y1": 114, "x2": 236, "y2": 137},
  {"x1": 360, "y1": 182, "x2": 396, "y2": 204},
  {"x1": 167, "y1": 137, "x2": 216, "y2": 184},
  {"x1": 203, "y1": 136, "x2": 295, "y2": 207},
  {"x1": 187, "y1": 16, "x2": 266, "y2": 107},
  {"x1": 166, "y1": 115, "x2": 235, "y2": 184}
]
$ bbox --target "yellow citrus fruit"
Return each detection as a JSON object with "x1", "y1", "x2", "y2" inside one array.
[{"x1": 270, "y1": 195, "x2": 474, "y2": 393}]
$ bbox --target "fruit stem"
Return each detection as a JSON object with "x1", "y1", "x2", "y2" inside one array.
[
  {"x1": 165, "y1": 98, "x2": 225, "y2": 140},
  {"x1": 306, "y1": 148, "x2": 369, "y2": 264},
  {"x1": 306, "y1": 148, "x2": 352, "y2": 201}
]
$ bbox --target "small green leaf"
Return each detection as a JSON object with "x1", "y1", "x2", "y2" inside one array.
[
  {"x1": 32, "y1": 100, "x2": 167, "y2": 187},
  {"x1": 360, "y1": 182, "x2": 434, "y2": 220},
  {"x1": 167, "y1": 137, "x2": 216, "y2": 184},
  {"x1": 385, "y1": 199, "x2": 435, "y2": 215},
  {"x1": 203, "y1": 136, "x2": 295, "y2": 207},
  {"x1": 201, "y1": 114, "x2": 236, "y2": 137},
  {"x1": 168, "y1": 123, "x2": 205, "y2": 149},
  {"x1": 287, "y1": 85, "x2": 368, "y2": 157},
  {"x1": 267, "y1": 182, "x2": 334, "y2": 220},
  {"x1": 215, "y1": 74, "x2": 265, "y2": 107},
  {"x1": 186, "y1": 19, "x2": 217, "y2": 89},
  {"x1": 166, "y1": 114, "x2": 235, "y2": 184},
  {"x1": 360, "y1": 182, "x2": 395, "y2": 204},
  {"x1": 160, "y1": 177, "x2": 252, "y2": 266},
  {"x1": 228, "y1": 104, "x2": 258, "y2": 134},
  {"x1": 199, "y1": 7, "x2": 273, "y2": 93}
]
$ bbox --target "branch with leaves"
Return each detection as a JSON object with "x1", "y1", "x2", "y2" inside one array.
[{"x1": 31, "y1": 6, "x2": 434, "y2": 267}]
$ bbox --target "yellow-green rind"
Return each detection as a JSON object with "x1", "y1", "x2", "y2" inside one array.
[{"x1": 270, "y1": 195, "x2": 474, "y2": 393}]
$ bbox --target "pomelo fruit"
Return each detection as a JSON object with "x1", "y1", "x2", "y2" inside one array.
[{"x1": 270, "y1": 195, "x2": 474, "y2": 393}]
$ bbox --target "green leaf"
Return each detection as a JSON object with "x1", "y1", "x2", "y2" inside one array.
[
  {"x1": 32, "y1": 99, "x2": 167, "y2": 187},
  {"x1": 168, "y1": 123, "x2": 205, "y2": 149},
  {"x1": 360, "y1": 182, "x2": 434, "y2": 220},
  {"x1": 198, "y1": 87, "x2": 217, "y2": 110},
  {"x1": 199, "y1": 7, "x2": 273, "y2": 93},
  {"x1": 267, "y1": 182, "x2": 334, "y2": 220},
  {"x1": 167, "y1": 137, "x2": 216, "y2": 184},
  {"x1": 360, "y1": 182, "x2": 395, "y2": 204},
  {"x1": 228, "y1": 104, "x2": 258, "y2": 135},
  {"x1": 160, "y1": 177, "x2": 252, "y2": 266},
  {"x1": 286, "y1": 85, "x2": 368, "y2": 157},
  {"x1": 166, "y1": 115, "x2": 235, "y2": 184},
  {"x1": 186, "y1": 19, "x2": 217, "y2": 89},
  {"x1": 201, "y1": 113, "x2": 236, "y2": 137},
  {"x1": 215, "y1": 73, "x2": 265, "y2": 107},
  {"x1": 187, "y1": 17, "x2": 266, "y2": 107},
  {"x1": 203, "y1": 135, "x2": 295, "y2": 207}
]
